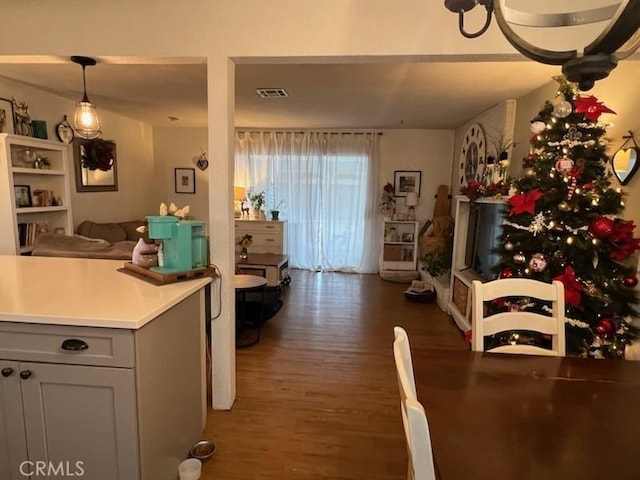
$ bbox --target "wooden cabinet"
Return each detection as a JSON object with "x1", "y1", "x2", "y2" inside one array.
[
  {"x1": 0, "y1": 134, "x2": 73, "y2": 255},
  {"x1": 380, "y1": 220, "x2": 419, "y2": 271},
  {"x1": 235, "y1": 220, "x2": 287, "y2": 254},
  {"x1": 0, "y1": 291, "x2": 205, "y2": 480}
]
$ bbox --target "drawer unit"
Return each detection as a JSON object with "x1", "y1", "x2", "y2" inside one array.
[
  {"x1": 235, "y1": 220, "x2": 287, "y2": 255},
  {"x1": 0, "y1": 323, "x2": 135, "y2": 368}
]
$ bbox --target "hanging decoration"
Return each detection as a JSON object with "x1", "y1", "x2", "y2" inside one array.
[
  {"x1": 574, "y1": 95, "x2": 616, "y2": 122},
  {"x1": 508, "y1": 189, "x2": 543, "y2": 216},
  {"x1": 611, "y1": 131, "x2": 639, "y2": 186}
]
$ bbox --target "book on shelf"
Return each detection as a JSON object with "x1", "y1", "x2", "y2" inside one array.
[{"x1": 18, "y1": 222, "x2": 48, "y2": 247}]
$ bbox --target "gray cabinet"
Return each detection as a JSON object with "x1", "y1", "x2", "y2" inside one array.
[
  {"x1": 0, "y1": 290, "x2": 205, "y2": 480},
  {"x1": 0, "y1": 361, "x2": 138, "y2": 480}
]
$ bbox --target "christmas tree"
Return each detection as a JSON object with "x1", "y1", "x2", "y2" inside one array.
[{"x1": 494, "y1": 77, "x2": 640, "y2": 358}]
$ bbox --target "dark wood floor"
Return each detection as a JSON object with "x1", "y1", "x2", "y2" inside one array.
[{"x1": 202, "y1": 269, "x2": 467, "y2": 480}]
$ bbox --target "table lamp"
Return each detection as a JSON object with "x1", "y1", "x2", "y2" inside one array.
[
  {"x1": 406, "y1": 192, "x2": 418, "y2": 221},
  {"x1": 234, "y1": 186, "x2": 246, "y2": 218}
]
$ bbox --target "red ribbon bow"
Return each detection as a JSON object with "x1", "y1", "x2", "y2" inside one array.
[
  {"x1": 574, "y1": 95, "x2": 616, "y2": 122},
  {"x1": 508, "y1": 189, "x2": 543, "y2": 216},
  {"x1": 553, "y1": 266, "x2": 583, "y2": 308}
]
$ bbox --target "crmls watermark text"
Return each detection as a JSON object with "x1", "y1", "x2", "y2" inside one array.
[{"x1": 20, "y1": 461, "x2": 85, "y2": 477}]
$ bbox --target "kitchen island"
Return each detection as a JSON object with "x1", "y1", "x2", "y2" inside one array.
[{"x1": 0, "y1": 255, "x2": 211, "y2": 480}]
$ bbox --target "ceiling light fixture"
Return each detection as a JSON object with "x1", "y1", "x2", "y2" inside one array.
[
  {"x1": 444, "y1": 0, "x2": 640, "y2": 90},
  {"x1": 71, "y1": 55, "x2": 102, "y2": 139}
]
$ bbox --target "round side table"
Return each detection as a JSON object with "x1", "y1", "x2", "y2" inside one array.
[{"x1": 234, "y1": 274, "x2": 267, "y2": 348}]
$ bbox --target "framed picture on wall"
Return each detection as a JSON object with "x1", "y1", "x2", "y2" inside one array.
[
  {"x1": 394, "y1": 170, "x2": 422, "y2": 197},
  {"x1": 175, "y1": 167, "x2": 196, "y2": 194}
]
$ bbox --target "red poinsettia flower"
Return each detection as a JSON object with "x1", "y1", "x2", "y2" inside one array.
[
  {"x1": 553, "y1": 266, "x2": 583, "y2": 308},
  {"x1": 610, "y1": 220, "x2": 640, "y2": 261},
  {"x1": 508, "y1": 189, "x2": 543, "y2": 216},
  {"x1": 574, "y1": 95, "x2": 616, "y2": 122}
]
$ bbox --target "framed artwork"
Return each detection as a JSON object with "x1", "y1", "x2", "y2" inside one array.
[
  {"x1": 401, "y1": 232, "x2": 414, "y2": 242},
  {"x1": 175, "y1": 167, "x2": 196, "y2": 194},
  {"x1": 14, "y1": 185, "x2": 32, "y2": 208},
  {"x1": 0, "y1": 97, "x2": 15, "y2": 134},
  {"x1": 394, "y1": 170, "x2": 422, "y2": 197},
  {"x1": 74, "y1": 139, "x2": 118, "y2": 192}
]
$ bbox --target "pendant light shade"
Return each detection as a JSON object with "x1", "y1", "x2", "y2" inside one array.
[{"x1": 71, "y1": 56, "x2": 101, "y2": 139}]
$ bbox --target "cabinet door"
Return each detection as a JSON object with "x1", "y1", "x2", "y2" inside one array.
[
  {"x1": 0, "y1": 361, "x2": 28, "y2": 480},
  {"x1": 20, "y1": 362, "x2": 139, "y2": 480}
]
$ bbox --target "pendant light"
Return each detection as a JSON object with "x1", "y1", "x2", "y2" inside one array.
[
  {"x1": 71, "y1": 55, "x2": 101, "y2": 139},
  {"x1": 444, "y1": 0, "x2": 640, "y2": 90}
]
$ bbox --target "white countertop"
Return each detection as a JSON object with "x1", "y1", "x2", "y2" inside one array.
[{"x1": 0, "y1": 256, "x2": 211, "y2": 329}]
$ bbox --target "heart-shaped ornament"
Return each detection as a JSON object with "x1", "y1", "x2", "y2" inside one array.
[
  {"x1": 56, "y1": 117, "x2": 74, "y2": 144},
  {"x1": 612, "y1": 147, "x2": 639, "y2": 185},
  {"x1": 196, "y1": 153, "x2": 209, "y2": 171}
]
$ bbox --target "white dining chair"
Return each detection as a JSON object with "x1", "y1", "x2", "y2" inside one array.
[
  {"x1": 393, "y1": 326, "x2": 417, "y2": 400},
  {"x1": 393, "y1": 326, "x2": 437, "y2": 480},
  {"x1": 471, "y1": 278, "x2": 566, "y2": 356}
]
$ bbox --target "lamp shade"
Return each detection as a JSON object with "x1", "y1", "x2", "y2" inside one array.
[
  {"x1": 74, "y1": 101, "x2": 101, "y2": 139},
  {"x1": 405, "y1": 192, "x2": 418, "y2": 207},
  {"x1": 234, "y1": 186, "x2": 246, "y2": 201}
]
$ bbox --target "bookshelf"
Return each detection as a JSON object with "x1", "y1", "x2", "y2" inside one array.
[{"x1": 0, "y1": 134, "x2": 73, "y2": 254}]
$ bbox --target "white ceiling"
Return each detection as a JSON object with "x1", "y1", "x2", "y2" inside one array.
[{"x1": 0, "y1": 57, "x2": 575, "y2": 130}]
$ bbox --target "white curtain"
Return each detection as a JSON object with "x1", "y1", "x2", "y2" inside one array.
[{"x1": 235, "y1": 131, "x2": 380, "y2": 273}]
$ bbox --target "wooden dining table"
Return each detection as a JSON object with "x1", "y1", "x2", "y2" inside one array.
[{"x1": 412, "y1": 348, "x2": 640, "y2": 480}]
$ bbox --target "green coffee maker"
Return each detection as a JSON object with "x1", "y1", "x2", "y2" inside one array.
[{"x1": 146, "y1": 216, "x2": 207, "y2": 274}]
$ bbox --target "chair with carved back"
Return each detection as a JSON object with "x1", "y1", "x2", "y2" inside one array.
[
  {"x1": 471, "y1": 278, "x2": 566, "y2": 356},
  {"x1": 393, "y1": 326, "x2": 437, "y2": 480}
]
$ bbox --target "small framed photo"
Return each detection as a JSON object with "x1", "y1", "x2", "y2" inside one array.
[
  {"x1": 175, "y1": 167, "x2": 196, "y2": 194},
  {"x1": 14, "y1": 185, "x2": 32, "y2": 208},
  {"x1": 394, "y1": 170, "x2": 422, "y2": 197},
  {"x1": 402, "y1": 232, "x2": 414, "y2": 242},
  {"x1": 0, "y1": 97, "x2": 15, "y2": 134}
]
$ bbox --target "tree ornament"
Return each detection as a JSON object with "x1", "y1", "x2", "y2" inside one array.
[
  {"x1": 623, "y1": 275, "x2": 639, "y2": 288},
  {"x1": 500, "y1": 268, "x2": 514, "y2": 279},
  {"x1": 508, "y1": 189, "x2": 543, "y2": 216},
  {"x1": 513, "y1": 253, "x2": 526, "y2": 264},
  {"x1": 553, "y1": 266, "x2": 583, "y2": 308},
  {"x1": 552, "y1": 98, "x2": 572, "y2": 118},
  {"x1": 565, "y1": 127, "x2": 583, "y2": 142},
  {"x1": 574, "y1": 95, "x2": 616, "y2": 122},
  {"x1": 528, "y1": 253, "x2": 547, "y2": 272},
  {"x1": 595, "y1": 318, "x2": 616, "y2": 339},
  {"x1": 504, "y1": 241, "x2": 514, "y2": 251},
  {"x1": 530, "y1": 121, "x2": 545, "y2": 134},
  {"x1": 558, "y1": 201, "x2": 570, "y2": 212},
  {"x1": 555, "y1": 156, "x2": 575, "y2": 173},
  {"x1": 588, "y1": 217, "x2": 615, "y2": 239},
  {"x1": 566, "y1": 177, "x2": 578, "y2": 200}
]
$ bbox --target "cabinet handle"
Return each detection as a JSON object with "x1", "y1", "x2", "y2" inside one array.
[
  {"x1": 20, "y1": 370, "x2": 32, "y2": 380},
  {"x1": 61, "y1": 338, "x2": 89, "y2": 351},
  {"x1": 1, "y1": 367, "x2": 13, "y2": 377}
]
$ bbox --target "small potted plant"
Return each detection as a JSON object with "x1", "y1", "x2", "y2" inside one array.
[
  {"x1": 247, "y1": 186, "x2": 266, "y2": 220},
  {"x1": 270, "y1": 199, "x2": 286, "y2": 221},
  {"x1": 379, "y1": 182, "x2": 395, "y2": 220}
]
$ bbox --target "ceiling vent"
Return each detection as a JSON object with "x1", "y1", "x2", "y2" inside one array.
[{"x1": 256, "y1": 88, "x2": 288, "y2": 98}]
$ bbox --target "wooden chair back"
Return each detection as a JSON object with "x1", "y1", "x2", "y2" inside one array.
[{"x1": 471, "y1": 278, "x2": 566, "y2": 356}]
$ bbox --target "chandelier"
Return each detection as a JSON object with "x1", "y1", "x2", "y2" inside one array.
[{"x1": 444, "y1": 0, "x2": 640, "y2": 90}]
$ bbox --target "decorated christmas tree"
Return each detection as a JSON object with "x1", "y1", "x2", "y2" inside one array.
[{"x1": 494, "y1": 77, "x2": 640, "y2": 358}]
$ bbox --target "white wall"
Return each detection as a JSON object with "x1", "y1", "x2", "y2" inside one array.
[
  {"x1": 0, "y1": 76, "x2": 157, "y2": 228},
  {"x1": 379, "y1": 129, "x2": 454, "y2": 222},
  {"x1": 152, "y1": 127, "x2": 209, "y2": 229}
]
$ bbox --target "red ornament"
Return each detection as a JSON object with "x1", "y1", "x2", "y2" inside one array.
[
  {"x1": 589, "y1": 217, "x2": 615, "y2": 239},
  {"x1": 623, "y1": 275, "x2": 639, "y2": 288},
  {"x1": 500, "y1": 268, "x2": 514, "y2": 278},
  {"x1": 595, "y1": 318, "x2": 617, "y2": 339},
  {"x1": 582, "y1": 182, "x2": 593, "y2": 191}
]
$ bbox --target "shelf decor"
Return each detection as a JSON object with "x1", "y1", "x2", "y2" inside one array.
[{"x1": 0, "y1": 97, "x2": 15, "y2": 134}]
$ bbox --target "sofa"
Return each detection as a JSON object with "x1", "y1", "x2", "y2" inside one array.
[{"x1": 32, "y1": 220, "x2": 151, "y2": 260}]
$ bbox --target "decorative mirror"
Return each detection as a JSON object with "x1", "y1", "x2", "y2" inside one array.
[
  {"x1": 612, "y1": 132, "x2": 639, "y2": 186},
  {"x1": 73, "y1": 138, "x2": 118, "y2": 192}
]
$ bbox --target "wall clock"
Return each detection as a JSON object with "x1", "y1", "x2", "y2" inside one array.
[{"x1": 459, "y1": 122, "x2": 486, "y2": 187}]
